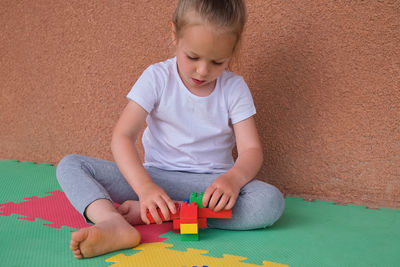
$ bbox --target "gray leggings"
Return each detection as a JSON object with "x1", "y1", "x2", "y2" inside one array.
[{"x1": 56, "y1": 154, "x2": 285, "y2": 230}]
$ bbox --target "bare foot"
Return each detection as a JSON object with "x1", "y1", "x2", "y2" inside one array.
[
  {"x1": 70, "y1": 215, "x2": 141, "y2": 259},
  {"x1": 117, "y1": 200, "x2": 144, "y2": 225}
]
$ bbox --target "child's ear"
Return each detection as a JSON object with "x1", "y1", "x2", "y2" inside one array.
[{"x1": 170, "y1": 21, "x2": 178, "y2": 46}]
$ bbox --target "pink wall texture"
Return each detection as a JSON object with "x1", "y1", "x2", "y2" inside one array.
[{"x1": 1, "y1": 1, "x2": 399, "y2": 208}]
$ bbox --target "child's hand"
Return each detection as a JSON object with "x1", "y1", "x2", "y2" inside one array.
[
  {"x1": 137, "y1": 182, "x2": 177, "y2": 224},
  {"x1": 202, "y1": 173, "x2": 241, "y2": 212}
]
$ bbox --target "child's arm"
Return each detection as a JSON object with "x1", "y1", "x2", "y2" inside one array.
[
  {"x1": 202, "y1": 116, "x2": 263, "y2": 212},
  {"x1": 111, "y1": 100, "x2": 177, "y2": 224}
]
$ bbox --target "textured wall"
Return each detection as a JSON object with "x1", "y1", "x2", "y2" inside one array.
[{"x1": 1, "y1": 0, "x2": 399, "y2": 208}]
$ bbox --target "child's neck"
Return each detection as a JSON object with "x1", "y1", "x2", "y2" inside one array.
[{"x1": 186, "y1": 80, "x2": 216, "y2": 97}]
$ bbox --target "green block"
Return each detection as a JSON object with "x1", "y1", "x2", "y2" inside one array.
[
  {"x1": 181, "y1": 234, "x2": 199, "y2": 241},
  {"x1": 189, "y1": 192, "x2": 204, "y2": 208}
]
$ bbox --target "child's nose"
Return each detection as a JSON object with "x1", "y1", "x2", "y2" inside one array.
[{"x1": 196, "y1": 62, "x2": 208, "y2": 77}]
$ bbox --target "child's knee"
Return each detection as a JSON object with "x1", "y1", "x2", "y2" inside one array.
[
  {"x1": 260, "y1": 183, "x2": 285, "y2": 227},
  {"x1": 56, "y1": 154, "x2": 85, "y2": 180},
  {"x1": 57, "y1": 153, "x2": 79, "y2": 167},
  {"x1": 242, "y1": 181, "x2": 285, "y2": 228}
]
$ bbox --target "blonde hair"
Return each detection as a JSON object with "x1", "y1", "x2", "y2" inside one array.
[{"x1": 173, "y1": 0, "x2": 247, "y2": 51}]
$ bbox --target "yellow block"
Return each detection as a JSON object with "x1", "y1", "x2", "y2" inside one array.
[{"x1": 180, "y1": 223, "x2": 198, "y2": 234}]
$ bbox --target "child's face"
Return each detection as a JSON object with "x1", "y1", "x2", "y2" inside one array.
[{"x1": 172, "y1": 22, "x2": 237, "y2": 96}]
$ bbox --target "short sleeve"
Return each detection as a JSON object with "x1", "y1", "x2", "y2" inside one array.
[
  {"x1": 126, "y1": 65, "x2": 162, "y2": 113},
  {"x1": 227, "y1": 76, "x2": 256, "y2": 124}
]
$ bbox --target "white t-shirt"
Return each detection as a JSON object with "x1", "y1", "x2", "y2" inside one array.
[{"x1": 127, "y1": 57, "x2": 256, "y2": 173}]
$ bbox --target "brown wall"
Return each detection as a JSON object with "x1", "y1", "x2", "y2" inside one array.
[{"x1": 1, "y1": 0, "x2": 399, "y2": 208}]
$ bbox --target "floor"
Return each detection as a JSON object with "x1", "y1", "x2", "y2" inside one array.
[{"x1": 1, "y1": 160, "x2": 399, "y2": 267}]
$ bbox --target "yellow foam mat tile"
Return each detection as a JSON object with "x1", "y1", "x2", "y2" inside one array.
[{"x1": 105, "y1": 242, "x2": 288, "y2": 267}]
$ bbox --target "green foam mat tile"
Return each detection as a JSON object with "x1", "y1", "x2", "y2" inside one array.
[
  {"x1": 160, "y1": 197, "x2": 400, "y2": 267},
  {"x1": 0, "y1": 160, "x2": 61, "y2": 203},
  {"x1": 0, "y1": 214, "x2": 109, "y2": 266}
]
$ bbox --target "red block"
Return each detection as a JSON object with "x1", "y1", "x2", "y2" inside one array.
[
  {"x1": 146, "y1": 202, "x2": 180, "y2": 223},
  {"x1": 198, "y1": 217, "x2": 207, "y2": 228},
  {"x1": 173, "y1": 217, "x2": 207, "y2": 229},
  {"x1": 173, "y1": 219, "x2": 180, "y2": 230},
  {"x1": 198, "y1": 208, "x2": 232, "y2": 219},
  {"x1": 180, "y1": 202, "x2": 198, "y2": 223},
  {"x1": 171, "y1": 204, "x2": 180, "y2": 220}
]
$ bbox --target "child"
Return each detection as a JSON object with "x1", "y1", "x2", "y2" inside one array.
[{"x1": 57, "y1": 0, "x2": 285, "y2": 259}]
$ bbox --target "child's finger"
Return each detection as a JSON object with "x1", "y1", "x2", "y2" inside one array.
[
  {"x1": 163, "y1": 196, "x2": 177, "y2": 214},
  {"x1": 202, "y1": 187, "x2": 215, "y2": 208},
  {"x1": 225, "y1": 194, "x2": 237, "y2": 210},
  {"x1": 208, "y1": 189, "x2": 223, "y2": 210},
  {"x1": 214, "y1": 194, "x2": 230, "y2": 212},
  {"x1": 148, "y1": 205, "x2": 163, "y2": 224},
  {"x1": 155, "y1": 199, "x2": 170, "y2": 221},
  {"x1": 140, "y1": 205, "x2": 150, "y2": 224}
]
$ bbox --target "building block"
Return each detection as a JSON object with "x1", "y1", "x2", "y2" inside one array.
[
  {"x1": 181, "y1": 234, "x2": 199, "y2": 241},
  {"x1": 198, "y1": 217, "x2": 207, "y2": 228},
  {"x1": 174, "y1": 218, "x2": 206, "y2": 229},
  {"x1": 180, "y1": 223, "x2": 198, "y2": 234},
  {"x1": 198, "y1": 207, "x2": 232, "y2": 219},
  {"x1": 171, "y1": 205, "x2": 181, "y2": 220},
  {"x1": 190, "y1": 192, "x2": 204, "y2": 208},
  {"x1": 146, "y1": 202, "x2": 180, "y2": 223},
  {"x1": 180, "y1": 202, "x2": 198, "y2": 223},
  {"x1": 173, "y1": 218, "x2": 180, "y2": 230}
]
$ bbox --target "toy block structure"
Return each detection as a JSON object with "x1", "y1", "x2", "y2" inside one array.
[
  {"x1": 179, "y1": 202, "x2": 200, "y2": 240},
  {"x1": 147, "y1": 192, "x2": 232, "y2": 241}
]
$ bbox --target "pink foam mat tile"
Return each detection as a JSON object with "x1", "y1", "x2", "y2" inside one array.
[{"x1": 0, "y1": 190, "x2": 174, "y2": 243}]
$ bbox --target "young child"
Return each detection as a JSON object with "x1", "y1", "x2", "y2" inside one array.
[{"x1": 56, "y1": 0, "x2": 285, "y2": 259}]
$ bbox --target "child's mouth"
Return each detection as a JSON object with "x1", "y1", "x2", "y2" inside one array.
[{"x1": 192, "y1": 78, "x2": 205, "y2": 85}]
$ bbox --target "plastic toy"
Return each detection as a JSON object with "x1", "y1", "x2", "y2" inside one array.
[{"x1": 147, "y1": 192, "x2": 232, "y2": 240}]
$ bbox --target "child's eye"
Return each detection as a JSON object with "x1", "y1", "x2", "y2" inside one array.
[
  {"x1": 212, "y1": 61, "x2": 223, "y2": 65},
  {"x1": 187, "y1": 55, "x2": 198, "y2": 61}
]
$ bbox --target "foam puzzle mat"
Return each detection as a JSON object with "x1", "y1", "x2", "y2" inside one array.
[{"x1": 1, "y1": 160, "x2": 399, "y2": 266}]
